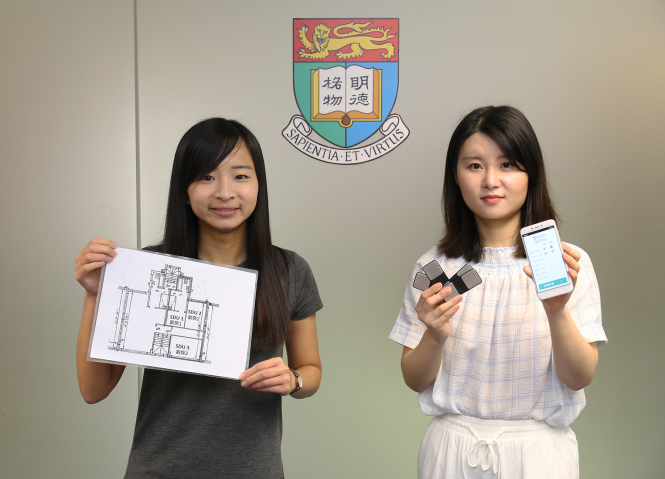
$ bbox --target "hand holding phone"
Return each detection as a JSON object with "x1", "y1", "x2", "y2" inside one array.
[{"x1": 521, "y1": 220, "x2": 574, "y2": 300}]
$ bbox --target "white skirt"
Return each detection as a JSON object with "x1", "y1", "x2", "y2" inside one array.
[{"x1": 418, "y1": 414, "x2": 579, "y2": 479}]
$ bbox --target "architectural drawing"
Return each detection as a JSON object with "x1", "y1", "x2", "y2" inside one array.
[{"x1": 110, "y1": 264, "x2": 218, "y2": 363}]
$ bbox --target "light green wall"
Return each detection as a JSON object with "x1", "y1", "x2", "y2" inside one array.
[{"x1": 1, "y1": 1, "x2": 663, "y2": 478}]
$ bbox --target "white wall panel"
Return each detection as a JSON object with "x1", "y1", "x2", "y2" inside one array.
[{"x1": 0, "y1": 2, "x2": 138, "y2": 478}]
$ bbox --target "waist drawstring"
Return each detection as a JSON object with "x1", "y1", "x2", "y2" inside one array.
[{"x1": 467, "y1": 427, "x2": 504, "y2": 477}]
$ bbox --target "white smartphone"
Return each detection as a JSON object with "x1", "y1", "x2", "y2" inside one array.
[{"x1": 520, "y1": 219, "x2": 574, "y2": 300}]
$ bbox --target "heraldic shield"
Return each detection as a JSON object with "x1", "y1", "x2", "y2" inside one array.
[{"x1": 292, "y1": 18, "x2": 399, "y2": 148}]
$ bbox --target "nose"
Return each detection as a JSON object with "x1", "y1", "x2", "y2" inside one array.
[
  {"x1": 215, "y1": 176, "x2": 235, "y2": 201},
  {"x1": 482, "y1": 166, "x2": 500, "y2": 190}
]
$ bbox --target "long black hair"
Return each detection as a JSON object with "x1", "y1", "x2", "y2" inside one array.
[
  {"x1": 438, "y1": 105, "x2": 559, "y2": 262},
  {"x1": 158, "y1": 118, "x2": 290, "y2": 350}
]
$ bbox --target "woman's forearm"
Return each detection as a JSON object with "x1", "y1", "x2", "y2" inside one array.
[
  {"x1": 400, "y1": 285, "x2": 462, "y2": 393},
  {"x1": 400, "y1": 330, "x2": 446, "y2": 393},
  {"x1": 76, "y1": 291, "x2": 125, "y2": 403},
  {"x1": 289, "y1": 364, "x2": 321, "y2": 399},
  {"x1": 547, "y1": 306, "x2": 598, "y2": 390},
  {"x1": 285, "y1": 315, "x2": 321, "y2": 399}
]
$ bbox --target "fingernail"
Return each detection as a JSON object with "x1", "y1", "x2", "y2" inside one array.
[
  {"x1": 240, "y1": 381, "x2": 247, "y2": 387},
  {"x1": 112, "y1": 242, "x2": 118, "y2": 248},
  {"x1": 239, "y1": 373, "x2": 246, "y2": 380},
  {"x1": 443, "y1": 287, "x2": 451, "y2": 295}
]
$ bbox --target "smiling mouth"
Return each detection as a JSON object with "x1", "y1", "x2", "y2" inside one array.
[
  {"x1": 211, "y1": 207, "x2": 239, "y2": 216},
  {"x1": 481, "y1": 195, "x2": 503, "y2": 202}
]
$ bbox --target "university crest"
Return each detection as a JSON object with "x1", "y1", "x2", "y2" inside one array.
[{"x1": 282, "y1": 18, "x2": 409, "y2": 164}]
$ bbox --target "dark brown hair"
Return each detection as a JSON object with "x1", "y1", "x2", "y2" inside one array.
[
  {"x1": 158, "y1": 118, "x2": 290, "y2": 351},
  {"x1": 438, "y1": 106, "x2": 559, "y2": 262}
]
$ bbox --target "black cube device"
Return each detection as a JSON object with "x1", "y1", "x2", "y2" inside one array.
[{"x1": 413, "y1": 260, "x2": 482, "y2": 301}]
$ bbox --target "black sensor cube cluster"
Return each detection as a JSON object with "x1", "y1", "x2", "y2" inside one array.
[{"x1": 413, "y1": 261, "x2": 482, "y2": 302}]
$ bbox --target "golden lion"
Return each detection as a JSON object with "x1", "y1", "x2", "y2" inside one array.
[{"x1": 297, "y1": 21, "x2": 396, "y2": 61}]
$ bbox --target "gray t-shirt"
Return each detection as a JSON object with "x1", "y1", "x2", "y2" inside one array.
[{"x1": 124, "y1": 249, "x2": 322, "y2": 478}]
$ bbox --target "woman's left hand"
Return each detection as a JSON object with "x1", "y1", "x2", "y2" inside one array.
[
  {"x1": 523, "y1": 243, "x2": 581, "y2": 313},
  {"x1": 239, "y1": 357, "x2": 294, "y2": 396}
]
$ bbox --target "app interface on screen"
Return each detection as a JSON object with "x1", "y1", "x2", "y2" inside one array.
[{"x1": 523, "y1": 226, "x2": 570, "y2": 292}]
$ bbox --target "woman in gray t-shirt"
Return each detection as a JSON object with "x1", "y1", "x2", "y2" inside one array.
[{"x1": 75, "y1": 118, "x2": 323, "y2": 478}]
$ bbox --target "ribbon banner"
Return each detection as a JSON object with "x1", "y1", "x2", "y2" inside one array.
[{"x1": 282, "y1": 114, "x2": 410, "y2": 165}]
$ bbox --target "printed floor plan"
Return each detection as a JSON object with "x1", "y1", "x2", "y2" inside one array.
[{"x1": 110, "y1": 264, "x2": 218, "y2": 363}]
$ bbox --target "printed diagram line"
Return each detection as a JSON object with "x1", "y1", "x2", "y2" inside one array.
[{"x1": 110, "y1": 264, "x2": 218, "y2": 363}]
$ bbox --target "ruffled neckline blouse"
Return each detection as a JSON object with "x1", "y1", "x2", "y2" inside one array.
[{"x1": 390, "y1": 245, "x2": 606, "y2": 426}]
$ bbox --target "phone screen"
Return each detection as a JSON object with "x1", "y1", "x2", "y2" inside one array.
[{"x1": 522, "y1": 226, "x2": 570, "y2": 292}]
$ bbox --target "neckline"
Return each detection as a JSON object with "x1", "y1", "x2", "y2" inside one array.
[{"x1": 478, "y1": 245, "x2": 520, "y2": 265}]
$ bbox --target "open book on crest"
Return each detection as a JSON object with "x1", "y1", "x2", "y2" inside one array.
[{"x1": 311, "y1": 65, "x2": 382, "y2": 127}]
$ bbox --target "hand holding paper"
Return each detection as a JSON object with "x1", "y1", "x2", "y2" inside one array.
[
  {"x1": 240, "y1": 357, "x2": 294, "y2": 396},
  {"x1": 74, "y1": 238, "x2": 118, "y2": 295}
]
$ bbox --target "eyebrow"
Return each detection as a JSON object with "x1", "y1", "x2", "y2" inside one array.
[
  {"x1": 459, "y1": 154, "x2": 507, "y2": 161},
  {"x1": 230, "y1": 165, "x2": 254, "y2": 170}
]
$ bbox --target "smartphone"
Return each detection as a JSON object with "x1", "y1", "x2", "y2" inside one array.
[{"x1": 520, "y1": 219, "x2": 573, "y2": 300}]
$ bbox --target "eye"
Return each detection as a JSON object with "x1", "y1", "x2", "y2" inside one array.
[
  {"x1": 469, "y1": 163, "x2": 482, "y2": 170},
  {"x1": 234, "y1": 174, "x2": 249, "y2": 180},
  {"x1": 202, "y1": 175, "x2": 214, "y2": 181},
  {"x1": 501, "y1": 162, "x2": 512, "y2": 169}
]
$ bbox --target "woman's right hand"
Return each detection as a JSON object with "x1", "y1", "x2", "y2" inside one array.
[
  {"x1": 74, "y1": 238, "x2": 118, "y2": 295},
  {"x1": 414, "y1": 283, "x2": 463, "y2": 343},
  {"x1": 75, "y1": 238, "x2": 124, "y2": 404},
  {"x1": 402, "y1": 283, "x2": 464, "y2": 392}
]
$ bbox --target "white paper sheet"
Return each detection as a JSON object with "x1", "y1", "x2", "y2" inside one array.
[{"x1": 88, "y1": 247, "x2": 257, "y2": 379}]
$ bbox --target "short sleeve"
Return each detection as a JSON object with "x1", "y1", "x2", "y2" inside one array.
[
  {"x1": 388, "y1": 251, "x2": 436, "y2": 349},
  {"x1": 566, "y1": 244, "x2": 607, "y2": 348},
  {"x1": 288, "y1": 251, "x2": 323, "y2": 321}
]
